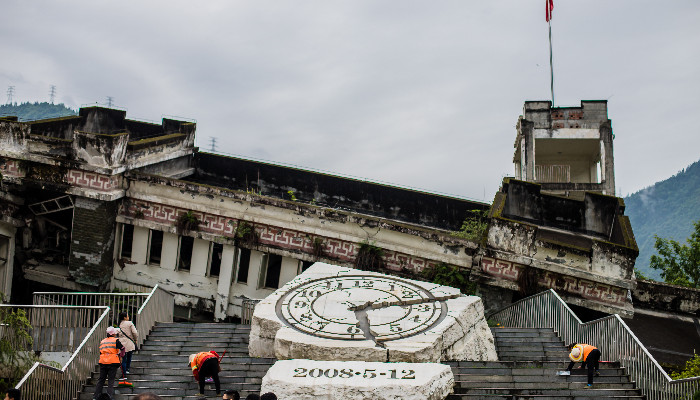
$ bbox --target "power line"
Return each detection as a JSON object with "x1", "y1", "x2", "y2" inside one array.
[
  {"x1": 106, "y1": 96, "x2": 114, "y2": 108},
  {"x1": 209, "y1": 137, "x2": 218, "y2": 152},
  {"x1": 49, "y1": 85, "x2": 57, "y2": 104},
  {"x1": 6, "y1": 86, "x2": 15, "y2": 104}
]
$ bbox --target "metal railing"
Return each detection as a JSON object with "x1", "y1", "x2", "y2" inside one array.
[
  {"x1": 241, "y1": 299, "x2": 261, "y2": 325},
  {"x1": 535, "y1": 164, "x2": 571, "y2": 183},
  {"x1": 488, "y1": 289, "x2": 700, "y2": 400},
  {"x1": 11, "y1": 305, "x2": 110, "y2": 400},
  {"x1": 0, "y1": 305, "x2": 106, "y2": 352},
  {"x1": 33, "y1": 291, "x2": 149, "y2": 327},
  {"x1": 16, "y1": 285, "x2": 174, "y2": 399}
]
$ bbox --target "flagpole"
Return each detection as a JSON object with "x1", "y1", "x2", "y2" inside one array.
[{"x1": 548, "y1": 19, "x2": 554, "y2": 106}]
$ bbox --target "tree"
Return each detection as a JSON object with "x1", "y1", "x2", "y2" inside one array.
[
  {"x1": 649, "y1": 220, "x2": 700, "y2": 288},
  {"x1": 0, "y1": 307, "x2": 38, "y2": 392}
]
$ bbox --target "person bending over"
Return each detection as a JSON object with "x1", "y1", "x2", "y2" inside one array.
[
  {"x1": 566, "y1": 342, "x2": 601, "y2": 386},
  {"x1": 189, "y1": 350, "x2": 221, "y2": 395}
]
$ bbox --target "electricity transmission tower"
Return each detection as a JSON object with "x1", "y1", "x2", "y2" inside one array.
[
  {"x1": 106, "y1": 96, "x2": 114, "y2": 108},
  {"x1": 49, "y1": 85, "x2": 56, "y2": 103},
  {"x1": 209, "y1": 137, "x2": 218, "y2": 152},
  {"x1": 6, "y1": 86, "x2": 15, "y2": 104}
]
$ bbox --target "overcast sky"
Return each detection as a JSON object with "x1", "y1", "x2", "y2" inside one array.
[{"x1": 1, "y1": 1, "x2": 699, "y2": 202}]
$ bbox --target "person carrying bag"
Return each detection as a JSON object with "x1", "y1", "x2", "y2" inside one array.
[{"x1": 117, "y1": 311, "x2": 139, "y2": 377}]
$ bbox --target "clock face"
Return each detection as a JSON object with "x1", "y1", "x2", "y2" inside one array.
[{"x1": 276, "y1": 275, "x2": 445, "y2": 342}]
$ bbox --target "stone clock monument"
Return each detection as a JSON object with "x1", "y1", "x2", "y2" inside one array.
[{"x1": 251, "y1": 263, "x2": 497, "y2": 399}]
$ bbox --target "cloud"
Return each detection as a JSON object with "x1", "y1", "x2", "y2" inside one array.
[{"x1": 1, "y1": 0, "x2": 699, "y2": 201}]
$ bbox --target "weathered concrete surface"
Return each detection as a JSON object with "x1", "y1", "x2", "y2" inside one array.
[
  {"x1": 249, "y1": 263, "x2": 497, "y2": 362},
  {"x1": 261, "y1": 359, "x2": 454, "y2": 400},
  {"x1": 633, "y1": 279, "x2": 700, "y2": 316}
]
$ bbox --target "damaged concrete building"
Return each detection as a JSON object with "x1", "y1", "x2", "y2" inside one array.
[{"x1": 0, "y1": 101, "x2": 639, "y2": 321}]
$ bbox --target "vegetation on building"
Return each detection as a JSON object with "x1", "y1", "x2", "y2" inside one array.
[
  {"x1": 176, "y1": 210, "x2": 200, "y2": 232},
  {"x1": 235, "y1": 221, "x2": 258, "y2": 247},
  {"x1": 354, "y1": 241, "x2": 385, "y2": 272},
  {"x1": 453, "y1": 209, "x2": 489, "y2": 242},
  {"x1": 421, "y1": 262, "x2": 477, "y2": 295}
]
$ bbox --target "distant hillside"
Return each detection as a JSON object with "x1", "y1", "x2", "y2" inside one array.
[
  {"x1": 0, "y1": 102, "x2": 76, "y2": 121},
  {"x1": 624, "y1": 159, "x2": 700, "y2": 280}
]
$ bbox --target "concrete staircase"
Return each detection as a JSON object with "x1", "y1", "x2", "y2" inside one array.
[
  {"x1": 80, "y1": 324, "x2": 646, "y2": 400},
  {"x1": 80, "y1": 322, "x2": 275, "y2": 399},
  {"x1": 446, "y1": 327, "x2": 645, "y2": 400}
]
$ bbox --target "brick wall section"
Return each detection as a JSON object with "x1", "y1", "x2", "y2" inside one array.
[{"x1": 69, "y1": 197, "x2": 118, "y2": 288}]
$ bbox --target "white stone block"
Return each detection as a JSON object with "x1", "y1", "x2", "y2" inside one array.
[{"x1": 261, "y1": 359, "x2": 454, "y2": 400}]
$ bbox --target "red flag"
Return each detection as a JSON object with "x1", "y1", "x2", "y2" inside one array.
[{"x1": 545, "y1": 0, "x2": 554, "y2": 22}]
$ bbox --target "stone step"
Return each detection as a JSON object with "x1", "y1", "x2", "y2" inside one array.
[
  {"x1": 455, "y1": 386, "x2": 641, "y2": 395},
  {"x1": 490, "y1": 327, "x2": 558, "y2": 333},
  {"x1": 78, "y1": 387, "x2": 260, "y2": 400},
  {"x1": 135, "y1": 349, "x2": 252, "y2": 357},
  {"x1": 139, "y1": 345, "x2": 249, "y2": 353},
  {"x1": 129, "y1": 354, "x2": 271, "y2": 363},
  {"x1": 130, "y1": 359, "x2": 274, "y2": 370},
  {"x1": 452, "y1": 367, "x2": 626, "y2": 376},
  {"x1": 497, "y1": 342, "x2": 564, "y2": 350},
  {"x1": 448, "y1": 395, "x2": 645, "y2": 400},
  {"x1": 494, "y1": 336, "x2": 564, "y2": 343},
  {"x1": 125, "y1": 364, "x2": 272, "y2": 375},
  {"x1": 446, "y1": 361, "x2": 621, "y2": 369},
  {"x1": 492, "y1": 329, "x2": 561, "y2": 336},
  {"x1": 81, "y1": 394, "x2": 258, "y2": 400},
  {"x1": 454, "y1": 374, "x2": 630, "y2": 384},
  {"x1": 90, "y1": 370, "x2": 267, "y2": 381}
]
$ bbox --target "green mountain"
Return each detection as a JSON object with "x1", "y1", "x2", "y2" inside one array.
[
  {"x1": 624, "y1": 159, "x2": 700, "y2": 280},
  {"x1": 0, "y1": 102, "x2": 76, "y2": 121}
]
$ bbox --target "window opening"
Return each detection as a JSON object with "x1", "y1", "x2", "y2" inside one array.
[
  {"x1": 120, "y1": 224, "x2": 134, "y2": 258},
  {"x1": 148, "y1": 230, "x2": 164, "y2": 266},
  {"x1": 209, "y1": 242, "x2": 223, "y2": 277},
  {"x1": 178, "y1": 236, "x2": 194, "y2": 271},
  {"x1": 236, "y1": 248, "x2": 251, "y2": 284}
]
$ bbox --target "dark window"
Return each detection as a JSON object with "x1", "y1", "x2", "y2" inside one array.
[
  {"x1": 148, "y1": 230, "x2": 164, "y2": 265},
  {"x1": 301, "y1": 260, "x2": 313, "y2": 272},
  {"x1": 120, "y1": 224, "x2": 134, "y2": 258},
  {"x1": 237, "y1": 248, "x2": 251, "y2": 284},
  {"x1": 264, "y1": 254, "x2": 282, "y2": 289},
  {"x1": 178, "y1": 236, "x2": 194, "y2": 271},
  {"x1": 209, "y1": 243, "x2": 223, "y2": 277}
]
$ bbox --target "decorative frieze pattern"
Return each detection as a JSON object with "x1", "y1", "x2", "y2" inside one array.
[
  {"x1": 0, "y1": 159, "x2": 24, "y2": 178},
  {"x1": 67, "y1": 170, "x2": 120, "y2": 192},
  {"x1": 124, "y1": 199, "x2": 438, "y2": 273},
  {"x1": 481, "y1": 256, "x2": 627, "y2": 306}
]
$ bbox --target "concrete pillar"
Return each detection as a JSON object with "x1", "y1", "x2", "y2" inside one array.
[
  {"x1": 160, "y1": 232, "x2": 179, "y2": 271},
  {"x1": 190, "y1": 238, "x2": 210, "y2": 277},
  {"x1": 215, "y1": 244, "x2": 236, "y2": 321},
  {"x1": 132, "y1": 226, "x2": 149, "y2": 265}
]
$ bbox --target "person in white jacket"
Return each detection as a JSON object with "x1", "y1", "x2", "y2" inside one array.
[{"x1": 117, "y1": 311, "x2": 139, "y2": 376}]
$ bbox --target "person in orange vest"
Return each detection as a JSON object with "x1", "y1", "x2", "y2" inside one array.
[
  {"x1": 566, "y1": 343, "x2": 601, "y2": 387},
  {"x1": 93, "y1": 326, "x2": 124, "y2": 399},
  {"x1": 189, "y1": 351, "x2": 221, "y2": 395}
]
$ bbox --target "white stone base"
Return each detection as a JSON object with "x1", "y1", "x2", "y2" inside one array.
[
  {"x1": 261, "y1": 359, "x2": 454, "y2": 400},
  {"x1": 249, "y1": 263, "x2": 498, "y2": 362}
]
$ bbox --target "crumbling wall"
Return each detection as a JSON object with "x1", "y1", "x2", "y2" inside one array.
[
  {"x1": 69, "y1": 197, "x2": 118, "y2": 288},
  {"x1": 191, "y1": 153, "x2": 488, "y2": 231},
  {"x1": 633, "y1": 280, "x2": 700, "y2": 316}
]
